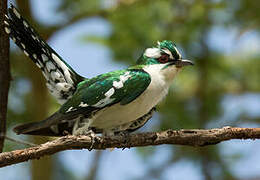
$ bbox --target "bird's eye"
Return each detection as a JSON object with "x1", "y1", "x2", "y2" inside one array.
[{"x1": 158, "y1": 54, "x2": 169, "y2": 63}]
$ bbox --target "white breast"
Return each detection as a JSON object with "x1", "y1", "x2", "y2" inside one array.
[{"x1": 90, "y1": 64, "x2": 180, "y2": 131}]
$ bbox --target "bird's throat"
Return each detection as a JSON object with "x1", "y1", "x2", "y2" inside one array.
[{"x1": 161, "y1": 65, "x2": 181, "y2": 83}]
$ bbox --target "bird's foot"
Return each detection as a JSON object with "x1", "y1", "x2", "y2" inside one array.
[
  {"x1": 73, "y1": 128, "x2": 99, "y2": 151},
  {"x1": 116, "y1": 131, "x2": 131, "y2": 150},
  {"x1": 84, "y1": 130, "x2": 99, "y2": 151}
]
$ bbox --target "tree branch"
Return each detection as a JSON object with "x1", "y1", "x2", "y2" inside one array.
[
  {"x1": 0, "y1": 127, "x2": 260, "y2": 167},
  {"x1": 0, "y1": 0, "x2": 10, "y2": 153}
]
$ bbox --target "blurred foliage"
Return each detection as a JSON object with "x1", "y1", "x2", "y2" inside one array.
[{"x1": 5, "y1": 0, "x2": 260, "y2": 180}]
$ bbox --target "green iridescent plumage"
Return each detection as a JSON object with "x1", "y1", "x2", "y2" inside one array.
[
  {"x1": 7, "y1": 4, "x2": 194, "y2": 136},
  {"x1": 60, "y1": 68, "x2": 151, "y2": 114},
  {"x1": 159, "y1": 40, "x2": 181, "y2": 60},
  {"x1": 8, "y1": 10, "x2": 193, "y2": 136},
  {"x1": 137, "y1": 40, "x2": 181, "y2": 65}
]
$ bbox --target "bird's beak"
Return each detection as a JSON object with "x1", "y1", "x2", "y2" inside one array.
[{"x1": 175, "y1": 59, "x2": 194, "y2": 68}]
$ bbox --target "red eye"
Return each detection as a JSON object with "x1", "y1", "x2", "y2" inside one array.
[{"x1": 158, "y1": 54, "x2": 169, "y2": 63}]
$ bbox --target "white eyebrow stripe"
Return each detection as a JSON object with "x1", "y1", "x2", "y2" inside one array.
[
  {"x1": 174, "y1": 46, "x2": 182, "y2": 59},
  {"x1": 162, "y1": 49, "x2": 173, "y2": 59},
  {"x1": 144, "y1": 48, "x2": 161, "y2": 58}
]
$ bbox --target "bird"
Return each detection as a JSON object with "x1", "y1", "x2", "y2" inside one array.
[{"x1": 4, "y1": 4, "x2": 193, "y2": 137}]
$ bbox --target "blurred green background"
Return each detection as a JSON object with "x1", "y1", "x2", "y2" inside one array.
[{"x1": 1, "y1": 0, "x2": 260, "y2": 179}]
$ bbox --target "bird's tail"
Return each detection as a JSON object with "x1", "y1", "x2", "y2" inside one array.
[
  {"x1": 4, "y1": 4, "x2": 84, "y2": 104},
  {"x1": 13, "y1": 112, "x2": 72, "y2": 136}
]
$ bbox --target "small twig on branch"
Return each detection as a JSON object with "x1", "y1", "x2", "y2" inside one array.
[
  {"x1": 5, "y1": 136, "x2": 37, "y2": 147},
  {"x1": 0, "y1": 127, "x2": 260, "y2": 168}
]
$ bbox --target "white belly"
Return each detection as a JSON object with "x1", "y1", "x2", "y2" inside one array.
[
  {"x1": 90, "y1": 84, "x2": 168, "y2": 130},
  {"x1": 90, "y1": 64, "x2": 180, "y2": 131}
]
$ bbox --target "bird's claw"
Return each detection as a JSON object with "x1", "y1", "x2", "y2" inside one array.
[
  {"x1": 84, "y1": 130, "x2": 98, "y2": 151},
  {"x1": 116, "y1": 131, "x2": 131, "y2": 150}
]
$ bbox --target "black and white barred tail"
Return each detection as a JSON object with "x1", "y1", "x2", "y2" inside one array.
[{"x1": 4, "y1": 4, "x2": 84, "y2": 104}]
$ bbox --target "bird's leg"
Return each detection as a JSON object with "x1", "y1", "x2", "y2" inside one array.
[
  {"x1": 72, "y1": 116, "x2": 92, "y2": 135},
  {"x1": 114, "y1": 107, "x2": 156, "y2": 150},
  {"x1": 72, "y1": 116, "x2": 99, "y2": 150}
]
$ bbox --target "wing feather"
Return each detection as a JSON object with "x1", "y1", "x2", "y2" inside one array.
[{"x1": 59, "y1": 69, "x2": 151, "y2": 117}]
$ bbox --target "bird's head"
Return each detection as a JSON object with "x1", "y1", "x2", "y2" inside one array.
[{"x1": 137, "y1": 40, "x2": 193, "y2": 68}]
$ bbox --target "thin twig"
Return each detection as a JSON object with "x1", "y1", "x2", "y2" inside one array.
[{"x1": 5, "y1": 136, "x2": 37, "y2": 147}]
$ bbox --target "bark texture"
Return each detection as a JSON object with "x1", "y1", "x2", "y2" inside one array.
[
  {"x1": 0, "y1": 127, "x2": 260, "y2": 168},
  {"x1": 0, "y1": 0, "x2": 10, "y2": 153}
]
